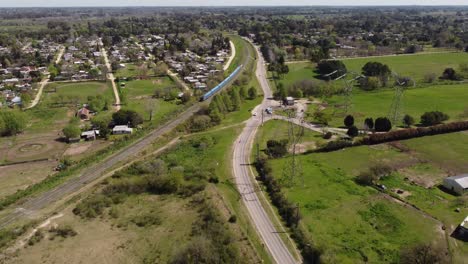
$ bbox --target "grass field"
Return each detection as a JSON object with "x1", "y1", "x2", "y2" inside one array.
[
  {"x1": 43, "y1": 81, "x2": 113, "y2": 103},
  {"x1": 115, "y1": 63, "x2": 139, "y2": 79},
  {"x1": 342, "y1": 52, "x2": 468, "y2": 82},
  {"x1": 119, "y1": 77, "x2": 184, "y2": 126},
  {"x1": 264, "y1": 131, "x2": 468, "y2": 263},
  {"x1": 320, "y1": 83, "x2": 468, "y2": 127}
]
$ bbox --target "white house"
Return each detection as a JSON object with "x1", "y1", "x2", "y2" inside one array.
[
  {"x1": 112, "y1": 125, "x2": 133, "y2": 135},
  {"x1": 443, "y1": 174, "x2": 468, "y2": 195}
]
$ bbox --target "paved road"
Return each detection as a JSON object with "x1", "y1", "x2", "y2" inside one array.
[
  {"x1": 232, "y1": 43, "x2": 299, "y2": 264},
  {"x1": 99, "y1": 41, "x2": 121, "y2": 111},
  {"x1": 27, "y1": 46, "x2": 65, "y2": 109}
]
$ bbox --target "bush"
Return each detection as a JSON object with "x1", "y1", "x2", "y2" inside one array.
[
  {"x1": 362, "y1": 61, "x2": 391, "y2": 77},
  {"x1": 420, "y1": 111, "x2": 449, "y2": 126},
  {"x1": 228, "y1": 215, "x2": 237, "y2": 223},
  {"x1": 423, "y1": 73, "x2": 437, "y2": 83},
  {"x1": 266, "y1": 139, "x2": 289, "y2": 158},
  {"x1": 73, "y1": 194, "x2": 113, "y2": 219},
  {"x1": 62, "y1": 124, "x2": 81, "y2": 140},
  {"x1": 49, "y1": 225, "x2": 77, "y2": 239},
  {"x1": 347, "y1": 126, "x2": 359, "y2": 137},
  {"x1": 323, "y1": 131, "x2": 333, "y2": 139},
  {"x1": 359, "y1": 76, "x2": 380, "y2": 91},
  {"x1": 0, "y1": 110, "x2": 27, "y2": 136},
  {"x1": 375, "y1": 117, "x2": 392, "y2": 132},
  {"x1": 112, "y1": 109, "x2": 143, "y2": 127},
  {"x1": 28, "y1": 230, "x2": 44, "y2": 246},
  {"x1": 355, "y1": 171, "x2": 377, "y2": 186},
  {"x1": 440, "y1": 68, "x2": 461, "y2": 81},
  {"x1": 318, "y1": 139, "x2": 354, "y2": 152},
  {"x1": 131, "y1": 214, "x2": 161, "y2": 227}
]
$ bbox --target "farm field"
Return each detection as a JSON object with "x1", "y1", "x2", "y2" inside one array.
[
  {"x1": 320, "y1": 83, "x2": 468, "y2": 127},
  {"x1": 263, "y1": 131, "x2": 468, "y2": 263}
]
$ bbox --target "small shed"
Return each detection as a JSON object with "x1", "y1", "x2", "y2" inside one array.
[
  {"x1": 443, "y1": 174, "x2": 468, "y2": 195},
  {"x1": 283, "y1": 96, "x2": 295, "y2": 106},
  {"x1": 81, "y1": 130, "x2": 99, "y2": 141},
  {"x1": 112, "y1": 125, "x2": 133, "y2": 135}
]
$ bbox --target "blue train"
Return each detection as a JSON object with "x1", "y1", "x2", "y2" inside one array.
[{"x1": 200, "y1": 65, "x2": 243, "y2": 101}]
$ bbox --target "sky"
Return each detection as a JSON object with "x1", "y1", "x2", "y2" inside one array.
[{"x1": 0, "y1": 0, "x2": 467, "y2": 7}]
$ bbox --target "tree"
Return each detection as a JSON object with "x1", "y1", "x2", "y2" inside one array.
[
  {"x1": 364, "y1": 117, "x2": 374, "y2": 130},
  {"x1": 0, "y1": 111, "x2": 27, "y2": 136},
  {"x1": 239, "y1": 86, "x2": 247, "y2": 100},
  {"x1": 400, "y1": 243, "x2": 448, "y2": 264},
  {"x1": 154, "y1": 61, "x2": 168, "y2": 76},
  {"x1": 316, "y1": 60, "x2": 347, "y2": 79},
  {"x1": 313, "y1": 111, "x2": 331, "y2": 126},
  {"x1": 362, "y1": 62, "x2": 391, "y2": 77},
  {"x1": 91, "y1": 116, "x2": 111, "y2": 139},
  {"x1": 374, "y1": 117, "x2": 392, "y2": 132},
  {"x1": 420, "y1": 111, "x2": 449, "y2": 126},
  {"x1": 248, "y1": 87, "x2": 257, "y2": 100},
  {"x1": 112, "y1": 109, "x2": 144, "y2": 127},
  {"x1": 403, "y1": 114, "x2": 415, "y2": 128},
  {"x1": 347, "y1": 125, "x2": 359, "y2": 137},
  {"x1": 62, "y1": 124, "x2": 80, "y2": 140},
  {"x1": 275, "y1": 83, "x2": 287, "y2": 100},
  {"x1": 344, "y1": 115, "x2": 354, "y2": 128}
]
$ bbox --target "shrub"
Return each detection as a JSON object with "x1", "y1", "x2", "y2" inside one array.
[
  {"x1": 375, "y1": 117, "x2": 392, "y2": 132},
  {"x1": 420, "y1": 111, "x2": 449, "y2": 126},
  {"x1": 228, "y1": 215, "x2": 237, "y2": 223},
  {"x1": 355, "y1": 171, "x2": 377, "y2": 186},
  {"x1": 347, "y1": 126, "x2": 359, "y2": 137},
  {"x1": 73, "y1": 194, "x2": 113, "y2": 219},
  {"x1": 318, "y1": 139, "x2": 354, "y2": 152},
  {"x1": 323, "y1": 131, "x2": 333, "y2": 139},
  {"x1": 266, "y1": 139, "x2": 289, "y2": 158},
  {"x1": 362, "y1": 61, "x2": 391, "y2": 77},
  {"x1": 423, "y1": 73, "x2": 437, "y2": 83},
  {"x1": 49, "y1": 225, "x2": 77, "y2": 239},
  {"x1": 131, "y1": 214, "x2": 161, "y2": 227},
  {"x1": 440, "y1": 68, "x2": 461, "y2": 81},
  {"x1": 28, "y1": 230, "x2": 44, "y2": 246}
]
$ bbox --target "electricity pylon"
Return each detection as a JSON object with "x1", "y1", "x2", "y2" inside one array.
[
  {"x1": 282, "y1": 111, "x2": 305, "y2": 187},
  {"x1": 388, "y1": 72, "x2": 410, "y2": 126}
]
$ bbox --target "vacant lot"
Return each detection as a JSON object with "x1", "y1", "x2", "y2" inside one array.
[
  {"x1": 44, "y1": 81, "x2": 113, "y2": 104},
  {"x1": 119, "y1": 77, "x2": 184, "y2": 125}
]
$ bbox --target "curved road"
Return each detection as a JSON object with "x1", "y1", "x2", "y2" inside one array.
[{"x1": 232, "y1": 43, "x2": 299, "y2": 264}]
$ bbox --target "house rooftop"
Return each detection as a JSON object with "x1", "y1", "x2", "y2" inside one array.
[{"x1": 446, "y1": 174, "x2": 468, "y2": 189}]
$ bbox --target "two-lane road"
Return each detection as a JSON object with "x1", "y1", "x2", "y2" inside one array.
[{"x1": 232, "y1": 42, "x2": 299, "y2": 264}]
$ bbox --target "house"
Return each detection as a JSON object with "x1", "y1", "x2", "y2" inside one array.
[
  {"x1": 10, "y1": 96, "x2": 22, "y2": 106},
  {"x1": 452, "y1": 216, "x2": 468, "y2": 242},
  {"x1": 81, "y1": 130, "x2": 99, "y2": 141},
  {"x1": 112, "y1": 125, "x2": 133, "y2": 135},
  {"x1": 77, "y1": 107, "x2": 90, "y2": 120},
  {"x1": 443, "y1": 174, "x2": 468, "y2": 195},
  {"x1": 283, "y1": 96, "x2": 295, "y2": 106}
]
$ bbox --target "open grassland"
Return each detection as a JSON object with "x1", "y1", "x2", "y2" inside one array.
[
  {"x1": 342, "y1": 52, "x2": 468, "y2": 81},
  {"x1": 320, "y1": 84, "x2": 468, "y2": 127},
  {"x1": 226, "y1": 35, "x2": 246, "y2": 74},
  {"x1": 262, "y1": 130, "x2": 468, "y2": 263},
  {"x1": 43, "y1": 81, "x2": 113, "y2": 103}
]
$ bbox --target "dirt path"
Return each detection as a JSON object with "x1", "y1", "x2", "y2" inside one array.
[
  {"x1": 223, "y1": 40, "x2": 236, "y2": 71},
  {"x1": 99, "y1": 40, "x2": 121, "y2": 111},
  {"x1": 26, "y1": 46, "x2": 65, "y2": 109}
]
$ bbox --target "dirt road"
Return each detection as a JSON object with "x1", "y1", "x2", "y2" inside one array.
[{"x1": 99, "y1": 41, "x2": 121, "y2": 111}]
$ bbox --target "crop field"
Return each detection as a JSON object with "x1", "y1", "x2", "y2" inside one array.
[
  {"x1": 320, "y1": 83, "x2": 468, "y2": 127},
  {"x1": 265, "y1": 131, "x2": 468, "y2": 263}
]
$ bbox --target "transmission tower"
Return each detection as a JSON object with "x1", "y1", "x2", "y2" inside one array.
[
  {"x1": 388, "y1": 72, "x2": 407, "y2": 126},
  {"x1": 282, "y1": 111, "x2": 305, "y2": 187},
  {"x1": 334, "y1": 72, "x2": 363, "y2": 115}
]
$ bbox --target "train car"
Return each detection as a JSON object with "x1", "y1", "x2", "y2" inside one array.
[{"x1": 200, "y1": 65, "x2": 243, "y2": 101}]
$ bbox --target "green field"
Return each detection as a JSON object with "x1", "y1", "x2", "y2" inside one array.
[
  {"x1": 321, "y1": 83, "x2": 468, "y2": 127},
  {"x1": 119, "y1": 77, "x2": 184, "y2": 126},
  {"x1": 262, "y1": 130, "x2": 468, "y2": 263},
  {"x1": 342, "y1": 52, "x2": 468, "y2": 82},
  {"x1": 115, "y1": 63, "x2": 139, "y2": 78},
  {"x1": 44, "y1": 81, "x2": 113, "y2": 103}
]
